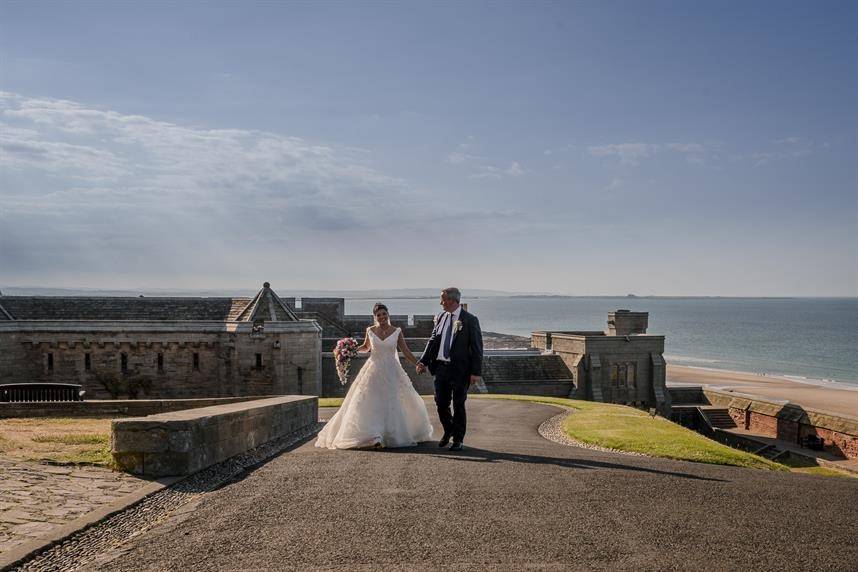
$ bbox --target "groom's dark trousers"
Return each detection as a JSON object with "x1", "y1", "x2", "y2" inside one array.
[{"x1": 433, "y1": 361, "x2": 469, "y2": 442}]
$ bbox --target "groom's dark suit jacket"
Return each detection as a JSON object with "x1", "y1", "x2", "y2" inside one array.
[{"x1": 419, "y1": 309, "x2": 483, "y2": 377}]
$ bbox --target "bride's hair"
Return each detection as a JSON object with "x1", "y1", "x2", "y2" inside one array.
[{"x1": 372, "y1": 302, "x2": 389, "y2": 325}]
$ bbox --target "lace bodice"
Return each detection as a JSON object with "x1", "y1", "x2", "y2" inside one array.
[{"x1": 368, "y1": 327, "x2": 400, "y2": 361}]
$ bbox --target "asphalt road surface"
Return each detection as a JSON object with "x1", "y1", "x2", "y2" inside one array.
[{"x1": 96, "y1": 399, "x2": 857, "y2": 571}]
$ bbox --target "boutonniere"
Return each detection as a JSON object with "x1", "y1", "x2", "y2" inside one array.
[{"x1": 453, "y1": 320, "x2": 463, "y2": 333}]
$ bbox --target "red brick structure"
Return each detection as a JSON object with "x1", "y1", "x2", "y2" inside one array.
[{"x1": 706, "y1": 389, "x2": 858, "y2": 460}]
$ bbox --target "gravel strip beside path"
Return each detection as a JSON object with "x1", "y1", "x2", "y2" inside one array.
[{"x1": 536, "y1": 406, "x2": 647, "y2": 457}]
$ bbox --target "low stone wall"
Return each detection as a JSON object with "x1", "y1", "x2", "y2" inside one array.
[
  {"x1": 667, "y1": 385, "x2": 706, "y2": 405},
  {"x1": 0, "y1": 396, "x2": 262, "y2": 418},
  {"x1": 703, "y1": 389, "x2": 858, "y2": 459},
  {"x1": 111, "y1": 396, "x2": 317, "y2": 476},
  {"x1": 321, "y1": 352, "x2": 575, "y2": 398}
]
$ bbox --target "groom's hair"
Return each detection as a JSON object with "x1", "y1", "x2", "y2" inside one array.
[{"x1": 441, "y1": 287, "x2": 461, "y2": 302}]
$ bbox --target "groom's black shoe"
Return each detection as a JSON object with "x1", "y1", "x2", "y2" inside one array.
[
  {"x1": 438, "y1": 433, "x2": 452, "y2": 448},
  {"x1": 449, "y1": 442, "x2": 464, "y2": 451}
]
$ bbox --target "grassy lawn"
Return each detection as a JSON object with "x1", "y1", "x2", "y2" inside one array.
[
  {"x1": 317, "y1": 395, "x2": 855, "y2": 476},
  {"x1": 777, "y1": 451, "x2": 853, "y2": 478},
  {"x1": 475, "y1": 395, "x2": 786, "y2": 471},
  {"x1": 0, "y1": 417, "x2": 113, "y2": 467}
]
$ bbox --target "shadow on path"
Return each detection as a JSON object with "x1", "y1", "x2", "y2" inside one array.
[{"x1": 366, "y1": 442, "x2": 728, "y2": 483}]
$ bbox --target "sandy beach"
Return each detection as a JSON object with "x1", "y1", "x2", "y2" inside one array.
[{"x1": 667, "y1": 364, "x2": 858, "y2": 418}]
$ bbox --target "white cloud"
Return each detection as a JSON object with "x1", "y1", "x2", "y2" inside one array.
[
  {"x1": 1, "y1": 92, "x2": 541, "y2": 284},
  {"x1": 468, "y1": 161, "x2": 525, "y2": 179},
  {"x1": 750, "y1": 137, "x2": 816, "y2": 167},
  {"x1": 0, "y1": 124, "x2": 128, "y2": 178},
  {"x1": 443, "y1": 137, "x2": 524, "y2": 178},
  {"x1": 772, "y1": 136, "x2": 811, "y2": 146},
  {"x1": 469, "y1": 165, "x2": 502, "y2": 179},
  {"x1": 0, "y1": 91, "x2": 402, "y2": 209},
  {"x1": 588, "y1": 141, "x2": 717, "y2": 166},
  {"x1": 506, "y1": 161, "x2": 524, "y2": 176},
  {"x1": 752, "y1": 152, "x2": 773, "y2": 167},
  {"x1": 445, "y1": 152, "x2": 477, "y2": 164},
  {"x1": 588, "y1": 142, "x2": 659, "y2": 166}
]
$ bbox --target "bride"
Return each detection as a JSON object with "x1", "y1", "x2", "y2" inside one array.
[{"x1": 315, "y1": 302, "x2": 434, "y2": 449}]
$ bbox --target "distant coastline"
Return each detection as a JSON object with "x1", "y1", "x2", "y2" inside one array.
[{"x1": 2, "y1": 286, "x2": 855, "y2": 300}]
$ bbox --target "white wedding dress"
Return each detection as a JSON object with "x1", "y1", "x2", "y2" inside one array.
[{"x1": 315, "y1": 327, "x2": 434, "y2": 449}]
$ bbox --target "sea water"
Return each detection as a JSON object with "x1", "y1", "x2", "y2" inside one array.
[{"x1": 344, "y1": 297, "x2": 858, "y2": 386}]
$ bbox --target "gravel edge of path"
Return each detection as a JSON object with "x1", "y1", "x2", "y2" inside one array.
[
  {"x1": 8, "y1": 423, "x2": 322, "y2": 572},
  {"x1": 536, "y1": 406, "x2": 647, "y2": 457}
]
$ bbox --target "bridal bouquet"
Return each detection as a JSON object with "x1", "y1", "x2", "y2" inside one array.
[{"x1": 334, "y1": 337, "x2": 360, "y2": 385}]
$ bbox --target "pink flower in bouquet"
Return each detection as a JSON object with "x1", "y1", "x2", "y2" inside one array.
[{"x1": 333, "y1": 336, "x2": 359, "y2": 384}]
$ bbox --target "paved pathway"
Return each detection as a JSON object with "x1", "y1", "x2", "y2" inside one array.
[
  {"x1": 43, "y1": 400, "x2": 858, "y2": 570},
  {"x1": 0, "y1": 460, "x2": 147, "y2": 555}
]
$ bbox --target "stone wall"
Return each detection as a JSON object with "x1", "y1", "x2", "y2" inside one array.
[
  {"x1": 544, "y1": 332, "x2": 668, "y2": 410},
  {"x1": 111, "y1": 396, "x2": 317, "y2": 476},
  {"x1": 0, "y1": 396, "x2": 262, "y2": 418},
  {"x1": 703, "y1": 389, "x2": 858, "y2": 459},
  {"x1": 320, "y1": 352, "x2": 574, "y2": 399},
  {"x1": 0, "y1": 321, "x2": 322, "y2": 400}
]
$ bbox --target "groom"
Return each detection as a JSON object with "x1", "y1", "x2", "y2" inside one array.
[{"x1": 416, "y1": 287, "x2": 483, "y2": 451}]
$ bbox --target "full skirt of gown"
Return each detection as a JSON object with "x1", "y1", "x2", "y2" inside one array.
[{"x1": 315, "y1": 329, "x2": 434, "y2": 449}]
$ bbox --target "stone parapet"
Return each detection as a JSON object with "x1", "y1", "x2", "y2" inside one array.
[
  {"x1": 702, "y1": 388, "x2": 858, "y2": 459},
  {"x1": 0, "y1": 396, "x2": 264, "y2": 418},
  {"x1": 111, "y1": 396, "x2": 317, "y2": 476},
  {"x1": 0, "y1": 320, "x2": 321, "y2": 334},
  {"x1": 320, "y1": 352, "x2": 574, "y2": 398}
]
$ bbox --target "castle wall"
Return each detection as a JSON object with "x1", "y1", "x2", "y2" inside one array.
[
  {"x1": 703, "y1": 389, "x2": 858, "y2": 460},
  {"x1": 320, "y1": 353, "x2": 574, "y2": 399},
  {"x1": 534, "y1": 331, "x2": 669, "y2": 411},
  {"x1": 0, "y1": 321, "x2": 321, "y2": 400}
]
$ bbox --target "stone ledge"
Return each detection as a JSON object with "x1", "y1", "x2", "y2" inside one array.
[
  {"x1": 111, "y1": 396, "x2": 317, "y2": 477},
  {"x1": 0, "y1": 396, "x2": 265, "y2": 419},
  {"x1": 703, "y1": 388, "x2": 858, "y2": 436}
]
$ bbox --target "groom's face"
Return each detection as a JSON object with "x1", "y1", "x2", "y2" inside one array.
[{"x1": 440, "y1": 294, "x2": 458, "y2": 313}]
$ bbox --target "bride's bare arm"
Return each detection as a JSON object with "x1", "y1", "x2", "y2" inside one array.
[
  {"x1": 397, "y1": 330, "x2": 419, "y2": 366},
  {"x1": 358, "y1": 327, "x2": 372, "y2": 353}
]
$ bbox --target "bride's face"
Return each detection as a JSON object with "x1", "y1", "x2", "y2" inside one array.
[{"x1": 375, "y1": 310, "x2": 389, "y2": 326}]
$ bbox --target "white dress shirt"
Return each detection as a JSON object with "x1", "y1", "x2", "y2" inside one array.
[{"x1": 435, "y1": 305, "x2": 462, "y2": 362}]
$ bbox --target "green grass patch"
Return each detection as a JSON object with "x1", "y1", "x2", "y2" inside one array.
[
  {"x1": 27, "y1": 432, "x2": 112, "y2": 466},
  {"x1": 789, "y1": 466, "x2": 852, "y2": 478},
  {"x1": 27, "y1": 445, "x2": 113, "y2": 467},
  {"x1": 32, "y1": 433, "x2": 108, "y2": 445},
  {"x1": 776, "y1": 453, "x2": 854, "y2": 478},
  {"x1": 474, "y1": 395, "x2": 786, "y2": 471},
  {"x1": 318, "y1": 397, "x2": 345, "y2": 408}
]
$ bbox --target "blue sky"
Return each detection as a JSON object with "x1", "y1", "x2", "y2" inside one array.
[{"x1": 0, "y1": 1, "x2": 855, "y2": 296}]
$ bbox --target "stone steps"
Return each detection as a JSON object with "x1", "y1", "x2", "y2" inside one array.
[
  {"x1": 702, "y1": 408, "x2": 737, "y2": 429},
  {"x1": 754, "y1": 444, "x2": 788, "y2": 461}
]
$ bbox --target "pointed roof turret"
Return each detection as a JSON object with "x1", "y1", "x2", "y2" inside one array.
[{"x1": 235, "y1": 282, "x2": 300, "y2": 322}]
